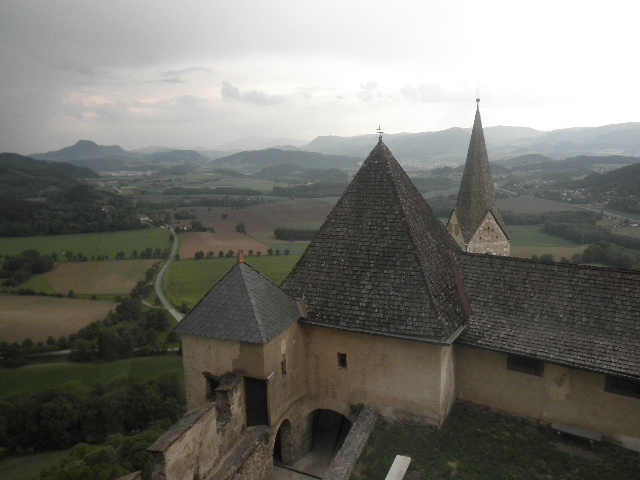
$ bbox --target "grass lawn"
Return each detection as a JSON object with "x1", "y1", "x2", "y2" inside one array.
[
  {"x1": 0, "y1": 227, "x2": 171, "y2": 259},
  {"x1": 163, "y1": 255, "x2": 301, "y2": 309},
  {"x1": 354, "y1": 403, "x2": 640, "y2": 480},
  {"x1": 0, "y1": 449, "x2": 70, "y2": 480},
  {"x1": 0, "y1": 354, "x2": 184, "y2": 399}
]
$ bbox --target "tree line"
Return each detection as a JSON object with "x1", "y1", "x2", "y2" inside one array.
[
  {"x1": 0, "y1": 374, "x2": 183, "y2": 480},
  {"x1": 274, "y1": 227, "x2": 318, "y2": 241},
  {"x1": 1, "y1": 250, "x2": 54, "y2": 286}
]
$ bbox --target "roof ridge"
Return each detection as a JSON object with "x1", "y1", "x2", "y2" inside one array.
[{"x1": 238, "y1": 263, "x2": 268, "y2": 343}]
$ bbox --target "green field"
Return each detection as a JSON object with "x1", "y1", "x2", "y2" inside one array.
[
  {"x1": 508, "y1": 224, "x2": 586, "y2": 260},
  {"x1": 508, "y1": 225, "x2": 576, "y2": 247},
  {"x1": 0, "y1": 449, "x2": 71, "y2": 480},
  {"x1": 0, "y1": 227, "x2": 171, "y2": 259},
  {"x1": 18, "y1": 274, "x2": 56, "y2": 294},
  {"x1": 163, "y1": 255, "x2": 301, "y2": 309},
  {"x1": 0, "y1": 354, "x2": 184, "y2": 399}
]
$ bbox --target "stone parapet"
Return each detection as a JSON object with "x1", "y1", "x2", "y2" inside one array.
[{"x1": 324, "y1": 406, "x2": 378, "y2": 480}]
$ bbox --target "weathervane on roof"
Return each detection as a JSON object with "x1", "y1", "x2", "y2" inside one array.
[
  {"x1": 377, "y1": 125, "x2": 384, "y2": 139},
  {"x1": 476, "y1": 84, "x2": 481, "y2": 105}
]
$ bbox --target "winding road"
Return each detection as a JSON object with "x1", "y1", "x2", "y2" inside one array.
[{"x1": 155, "y1": 226, "x2": 183, "y2": 322}]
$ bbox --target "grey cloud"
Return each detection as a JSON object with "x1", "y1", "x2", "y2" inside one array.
[
  {"x1": 221, "y1": 81, "x2": 242, "y2": 101},
  {"x1": 359, "y1": 82, "x2": 381, "y2": 102},
  {"x1": 221, "y1": 82, "x2": 286, "y2": 106},
  {"x1": 400, "y1": 83, "x2": 465, "y2": 103},
  {"x1": 161, "y1": 77, "x2": 186, "y2": 84}
]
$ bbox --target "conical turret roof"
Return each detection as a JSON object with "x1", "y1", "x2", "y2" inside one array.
[
  {"x1": 174, "y1": 261, "x2": 300, "y2": 343},
  {"x1": 282, "y1": 139, "x2": 468, "y2": 341},
  {"x1": 453, "y1": 101, "x2": 507, "y2": 243}
]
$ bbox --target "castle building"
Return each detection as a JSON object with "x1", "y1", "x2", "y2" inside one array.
[
  {"x1": 148, "y1": 104, "x2": 640, "y2": 480},
  {"x1": 447, "y1": 99, "x2": 510, "y2": 255}
]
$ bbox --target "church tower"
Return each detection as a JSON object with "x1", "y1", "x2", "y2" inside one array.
[{"x1": 447, "y1": 99, "x2": 510, "y2": 255}]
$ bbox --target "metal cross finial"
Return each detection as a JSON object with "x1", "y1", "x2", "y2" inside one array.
[
  {"x1": 377, "y1": 125, "x2": 384, "y2": 139},
  {"x1": 476, "y1": 84, "x2": 481, "y2": 104}
]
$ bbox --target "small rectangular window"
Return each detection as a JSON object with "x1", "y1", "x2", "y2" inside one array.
[
  {"x1": 507, "y1": 354, "x2": 543, "y2": 376},
  {"x1": 605, "y1": 375, "x2": 640, "y2": 399},
  {"x1": 281, "y1": 357, "x2": 287, "y2": 376},
  {"x1": 337, "y1": 353, "x2": 347, "y2": 369}
]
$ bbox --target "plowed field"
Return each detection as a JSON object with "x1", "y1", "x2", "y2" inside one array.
[{"x1": 0, "y1": 296, "x2": 116, "y2": 342}]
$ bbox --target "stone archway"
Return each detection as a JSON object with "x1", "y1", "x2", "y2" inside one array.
[
  {"x1": 273, "y1": 419, "x2": 296, "y2": 466},
  {"x1": 310, "y1": 409, "x2": 352, "y2": 458}
]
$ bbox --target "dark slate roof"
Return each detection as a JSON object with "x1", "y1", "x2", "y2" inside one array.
[
  {"x1": 452, "y1": 101, "x2": 508, "y2": 243},
  {"x1": 282, "y1": 139, "x2": 468, "y2": 341},
  {"x1": 173, "y1": 261, "x2": 300, "y2": 343},
  {"x1": 457, "y1": 253, "x2": 640, "y2": 379}
]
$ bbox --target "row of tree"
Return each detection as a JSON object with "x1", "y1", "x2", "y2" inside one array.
[
  {"x1": 0, "y1": 250, "x2": 54, "y2": 286},
  {"x1": 274, "y1": 227, "x2": 318, "y2": 241}
]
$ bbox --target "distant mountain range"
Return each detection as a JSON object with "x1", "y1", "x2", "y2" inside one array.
[
  {"x1": 306, "y1": 123, "x2": 640, "y2": 166},
  {"x1": 20, "y1": 121, "x2": 640, "y2": 171}
]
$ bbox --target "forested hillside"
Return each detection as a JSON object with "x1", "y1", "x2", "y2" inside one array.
[{"x1": 0, "y1": 154, "x2": 144, "y2": 237}]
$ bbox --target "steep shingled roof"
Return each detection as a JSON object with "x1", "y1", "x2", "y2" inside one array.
[
  {"x1": 282, "y1": 139, "x2": 468, "y2": 341},
  {"x1": 451, "y1": 101, "x2": 507, "y2": 243},
  {"x1": 457, "y1": 253, "x2": 640, "y2": 379},
  {"x1": 173, "y1": 261, "x2": 300, "y2": 343}
]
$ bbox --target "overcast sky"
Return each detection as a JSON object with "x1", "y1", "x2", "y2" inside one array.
[{"x1": 1, "y1": 0, "x2": 638, "y2": 154}]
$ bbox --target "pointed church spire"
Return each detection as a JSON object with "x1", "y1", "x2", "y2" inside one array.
[{"x1": 447, "y1": 100, "x2": 509, "y2": 254}]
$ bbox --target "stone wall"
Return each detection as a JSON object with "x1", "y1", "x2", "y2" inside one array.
[
  {"x1": 455, "y1": 344, "x2": 640, "y2": 451},
  {"x1": 302, "y1": 324, "x2": 453, "y2": 425},
  {"x1": 148, "y1": 375, "x2": 248, "y2": 480},
  {"x1": 324, "y1": 406, "x2": 378, "y2": 480}
]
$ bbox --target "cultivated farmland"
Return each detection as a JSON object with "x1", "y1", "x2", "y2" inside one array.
[
  {"x1": 178, "y1": 232, "x2": 269, "y2": 259},
  {"x1": 0, "y1": 295, "x2": 116, "y2": 342},
  {"x1": 497, "y1": 195, "x2": 585, "y2": 214},
  {"x1": 0, "y1": 227, "x2": 171, "y2": 259},
  {"x1": 41, "y1": 259, "x2": 159, "y2": 295},
  {"x1": 174, "y1": 198, "x2": 333, "y2": 236}
]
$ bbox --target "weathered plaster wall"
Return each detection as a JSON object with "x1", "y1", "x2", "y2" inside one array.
[
  {"x1": 302, "y1": 324, "x2": 453, "y2": 425},
  {"x1": 181, "y1": 323, "x2": 305, "y2": 419},
  {"x1": 455, "y1": 345, "x2": 640, "y2": 451},
  {"x1": 261, "y1": 323, "x2": 307, "y2": 427},
  {"x1": 182, "y1": 334, "x2": 264, "y2": 411},
  {"x1": 149, "y1": 376, "x2": 247, "y2": 480},
  {"x1": 467, "y1": 215, "x2": 510, "y2": 256},
  {"x1": 439, "y1": 345, "x2": 456, "y2": 420}
]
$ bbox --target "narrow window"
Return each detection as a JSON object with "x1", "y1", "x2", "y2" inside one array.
[
  {"x1": 337, "y1": 353, "x2": 347, "y2": 369},
  {"x1": 605, "y1": 375, "x2": 640, "y2": 399},
  {"x1": 281, "y1": 357, "x2": 287, "y2": 376},
  {"x1": 506, "y1": 354, "x2": 543, "y2": 376}
]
